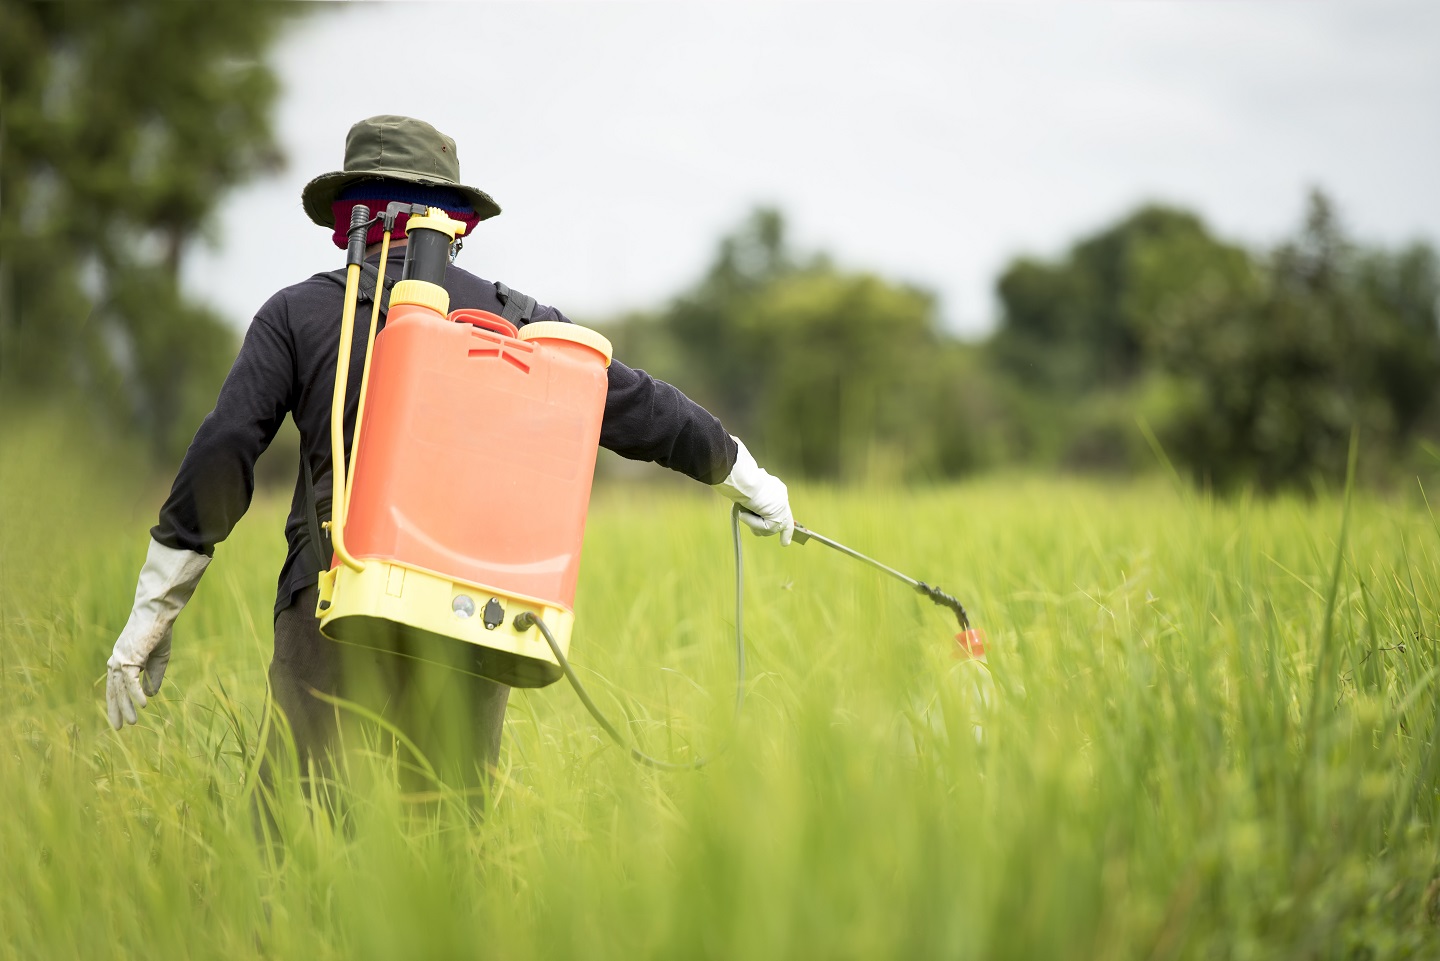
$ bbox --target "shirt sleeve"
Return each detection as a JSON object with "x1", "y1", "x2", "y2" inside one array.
[
  {"x1": 151, "y1": 297, "x2": 296, "y2": 555},
  {"x1": 529, "y1": 303, "x2": 738, "y2": 485},
  {"x1": 601, "y1": 359, "x2": 737, "y2": 484}
]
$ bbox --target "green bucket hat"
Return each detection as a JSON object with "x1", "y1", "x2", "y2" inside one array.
[{"x1": 300, "y1": 115, "x2": 502, "y2": 229}]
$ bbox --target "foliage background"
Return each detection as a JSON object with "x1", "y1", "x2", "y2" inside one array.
[
  {"x1": 0, "y1": 0, "x2": 300, "y2": 461},
  {"x1": 601, "y1": 195, "x2": 1440, "y2": 492}
]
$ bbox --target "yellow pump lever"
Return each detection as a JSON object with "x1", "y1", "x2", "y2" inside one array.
[
  {"x1": 328, "y1": 203, "x2": 462, "y2": 573},
  {"x1": 327, "y1": 206, "x2": 393, "y2": 573},
  {"x1": 327, "y1": 255, "x2": 368, "y2": 573}
]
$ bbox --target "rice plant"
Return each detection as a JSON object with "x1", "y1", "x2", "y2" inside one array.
[{"x1": 2, "y1": 417, "x2": 1437, "y2": 959}]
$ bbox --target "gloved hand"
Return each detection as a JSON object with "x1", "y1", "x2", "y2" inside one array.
[
  {"x1": 105, "y1": 538, "x2": 211, "y2": 730},
  {"x1": 713, "y1": 436, "x2": 794, "y2": 546}
]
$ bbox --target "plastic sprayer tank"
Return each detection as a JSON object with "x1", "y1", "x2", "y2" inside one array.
[{"x1": 317, "y1": 292, "x2": 612, "y2": 687}]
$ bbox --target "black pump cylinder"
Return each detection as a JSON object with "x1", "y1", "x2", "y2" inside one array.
[
  {"x1": 346, "y1": 205, "x2": 371, "y2": 267},
  {"x1": 401, "y1": 227, "x2": 451, "y2": 286}
]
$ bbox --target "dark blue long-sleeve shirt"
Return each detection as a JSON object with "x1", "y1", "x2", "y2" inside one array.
[{"x1": 152, "y1": 248, "x2": 737, "y2": 616}]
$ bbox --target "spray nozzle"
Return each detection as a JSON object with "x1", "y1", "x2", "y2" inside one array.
[
  {"x1": 789, "y1": 515, "x2": 979, "y2": 642},
  {"x1": 915, "y1": 581, "x2": 972, "y2": 632}
]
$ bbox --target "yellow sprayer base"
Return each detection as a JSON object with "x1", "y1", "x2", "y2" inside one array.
[{"x1": 316, "y1": 559, "x2": 573, "y2": 688}]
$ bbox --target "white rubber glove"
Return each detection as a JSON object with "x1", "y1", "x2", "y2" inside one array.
[
  {"x1": 713, "y1": 436, "x2": 794, "y2": 546},
  {"x1": 105, "y1": 538, "x2": 210, "y2": 730}
]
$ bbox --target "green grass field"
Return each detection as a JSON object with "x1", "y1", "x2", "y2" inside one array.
[{"x1": 3, "y1": 413, "x2": 1439, "y2": 960}]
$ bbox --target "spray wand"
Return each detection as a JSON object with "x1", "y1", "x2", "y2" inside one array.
[
  {"x1": 779, "y1": 517, "x2": 985, "y2": 659},
  {"x1": 516, "y1": 506, "x2": 985, "y2": 771}
]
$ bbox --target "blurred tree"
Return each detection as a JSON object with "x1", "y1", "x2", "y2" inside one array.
[
  {"x1": 1352, "y1": 238, "x2": 1440, "y2": 440},
  {"x1": 617, "y1": 208, "x2": 988, "y2": 482},
  {"x1": 989, "y1": 191, "x2": 1440, "y2": 488},
  {"x1": 726, "y1": 269, "x2": 941, "y2": 479},
  {"x1": 0, "y1": 0, "x2": 304, "y2": 458},
  {"x1": 663, "y1": 208, "x2": 801, "y2": 431},
  {"x1": 1151, "y1": 191, "x2": 1440, "y2": 490},
  {"x1": 991, "y1": 204, "x2": 1250, "y2": 395},
  {"x1": 989, "y1": 205, "x2": 1255, "y2": 470}
]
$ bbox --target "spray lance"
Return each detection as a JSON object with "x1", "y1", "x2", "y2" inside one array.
[
  {"x1": 776, "y1": 517, "x2": 986, "y2": 659},
  {"x1": 517, "y1": 510, "x2": 986, "y2": 770}
]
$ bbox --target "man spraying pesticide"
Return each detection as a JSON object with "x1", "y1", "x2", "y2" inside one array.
[
  {"x1": 103, "y1": 115, "x2": 795, "y2": 796},
  {"x1": 105, "y1": 114, "x2": 984, "y2": 796}
]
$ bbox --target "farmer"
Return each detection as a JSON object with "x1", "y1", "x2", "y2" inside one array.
[{"x1": 103, "y1": 115, "x2": 793, "y2": 796}]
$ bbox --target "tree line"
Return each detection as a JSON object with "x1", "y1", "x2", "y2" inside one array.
[{"x1": 600, "y1": 195, "x2": 1439, "y2": 491}]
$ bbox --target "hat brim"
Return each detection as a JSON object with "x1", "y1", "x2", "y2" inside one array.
[{"x1": 301, "y1": 168, "x2": 502, "y2": 228}]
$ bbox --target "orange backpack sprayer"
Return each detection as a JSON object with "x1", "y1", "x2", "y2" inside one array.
[
  {"x1": 314, "y1": 203, "x2": 984, "y2": 769},
  {"x1": 316, "y1": 203, "x2": 612, "y2": 688}
]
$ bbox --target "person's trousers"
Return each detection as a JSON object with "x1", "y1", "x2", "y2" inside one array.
[{"x1": 260, "y1": 585, "x2": 511, "y2": 810}]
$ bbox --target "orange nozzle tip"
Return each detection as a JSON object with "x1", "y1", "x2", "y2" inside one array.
[{"x1": 954, "y1": 628, "x2": 986, "y2": 660}]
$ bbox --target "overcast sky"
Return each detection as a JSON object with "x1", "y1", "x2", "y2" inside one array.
[{"x1": 183, "y1": 1, "x2": 1440, "y2": 337}]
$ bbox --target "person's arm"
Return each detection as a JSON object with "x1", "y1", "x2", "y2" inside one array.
[
  {"x1": 599, "y1": 360, "x2": 792, "y2": 542},
  {"x1": 106, "y1": 303, "x2": 295, "y2": 730},
  {"x1": 151, "y1": 306, "x2": 295, "y2": 555},
  {"x1": 600, "y1": 358, "x2": 736, "y2": 483},
  {"x1": 527, "y1": 304, "x2": 793, "y2": 543}
]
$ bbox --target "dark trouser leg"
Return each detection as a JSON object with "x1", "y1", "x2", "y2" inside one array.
[
  {"x1": 389, "y1": 650, "x2": 511, "y2": 802},
  {"x1": 268, "y1": 587, "x2": 343, "y2": 772},
  {"x1": 254, "y1": 586, "x2": 345, "y2": 839},
  {"x1": 258, "y1": 585, "x2": 511, "y2": 824}
]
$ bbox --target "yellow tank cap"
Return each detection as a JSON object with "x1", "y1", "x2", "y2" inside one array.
[
  {"x1": 517, "y1": 321, "x2": 613, "y2": 367},
  {"x1": 405, "y1": 207, "x2": 467, "y2": 240},
  {"x1": 389, "y1": 279, "x2": 450, "y2": 316}
]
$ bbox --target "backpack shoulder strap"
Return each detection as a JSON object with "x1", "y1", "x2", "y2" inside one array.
[
  {"x1": 306, "y1": 264, "x2": 394, "y2": 573},
  {"x1": 324, "y1": 263, "x2": 395, "y2": 317},
  {"x1": 300, "y1": 456, "x2": 332, "y2": 574},
  {"x1": 494, "y1": 281, "x2": 538, "y2": 326}
]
